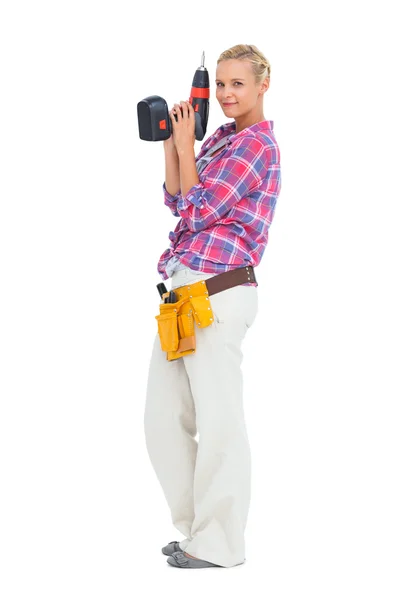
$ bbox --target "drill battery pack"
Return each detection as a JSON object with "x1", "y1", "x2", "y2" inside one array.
[
  {"x1": 155, "y1": 279, "x2": 215, "y2": 361},
  {"x1": 137, "y1": 95, "x2": 171, "y2": 141}
]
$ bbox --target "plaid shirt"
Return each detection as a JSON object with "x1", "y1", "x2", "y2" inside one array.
[{"x1": 157, "y1": 120, "x2": 281, "y2": 285}]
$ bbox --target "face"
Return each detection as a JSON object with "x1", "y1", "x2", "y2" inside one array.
[{"x1": 215, "y1": 59, "x2": 269, "y2": 118}]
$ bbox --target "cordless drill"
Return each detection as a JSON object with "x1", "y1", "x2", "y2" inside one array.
[{"x1": 137, "y1": 51, "x2": 210, "y2": 142}]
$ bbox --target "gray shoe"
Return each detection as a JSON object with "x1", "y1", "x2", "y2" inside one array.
[
  {"x1": 161, "y1": 540, "x2": 183, "y2": 556},
  {"x1": 167, "y1": 550, "x2": 221, "y2": 568}
]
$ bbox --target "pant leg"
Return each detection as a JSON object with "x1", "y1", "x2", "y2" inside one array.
[
  {"x1": 182, "y1": 281, "x2": 257, "y2": 567},
  {"x1": 144, "y1": 327, "x2": 197, "y2": 543},
  {"x1": 144, "y1": 267, "x2": 217, "y2": 545}
]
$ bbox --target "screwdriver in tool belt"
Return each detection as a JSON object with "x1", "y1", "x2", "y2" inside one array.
[
  {"x1": 165, "y1": 291, "x2": 177, "y2": 303},
  {"x1": 156, "y1": 284, "x2": 177, "y2": 303}
]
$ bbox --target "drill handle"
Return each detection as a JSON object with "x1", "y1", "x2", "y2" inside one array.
[
  {"x1": 192, "y1": 97, "x2": 209, "y2": 141},
  {"x1": 194, "y1": 112, "x2": 205, "y2": 140}
]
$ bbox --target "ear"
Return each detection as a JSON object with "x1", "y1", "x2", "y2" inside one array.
[{"x1": 261, "y1": 78, "x2": 270, "y2": 94}]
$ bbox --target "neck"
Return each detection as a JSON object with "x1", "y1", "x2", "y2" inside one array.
[
  {"x1": 234, "y1": 101, "x2": 265, "y2": 133},
  {"x1": 234, "y1": 113, "x2": 265, "y2": 134}
]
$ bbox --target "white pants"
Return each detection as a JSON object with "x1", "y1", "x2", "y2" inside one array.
[{"x1": 144, "y1": 266, "x2": 258, "y2": 567}]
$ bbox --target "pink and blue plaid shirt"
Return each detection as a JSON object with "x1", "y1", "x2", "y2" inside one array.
[{"x1": 157, "y1": 120, "x2": 281, "y2": 286}]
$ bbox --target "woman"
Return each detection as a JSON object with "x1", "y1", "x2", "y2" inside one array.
[{"x1": 144, "y1": 44, "x2": 281, "y2": 569}]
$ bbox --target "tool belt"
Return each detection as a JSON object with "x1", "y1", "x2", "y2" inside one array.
[{"x1": 155, "y1": 265, "x2": 257, "y2": 361}]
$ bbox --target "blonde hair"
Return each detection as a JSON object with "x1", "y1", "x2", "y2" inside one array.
[{"x1": 217, "y1": 44, "x2": 271, "y2": 85}]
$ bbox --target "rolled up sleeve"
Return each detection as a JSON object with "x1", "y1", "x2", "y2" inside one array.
[
  {"x1": 176, "y1": 136, "x2": 269, "y2": 232},
  {"x1": 163, "y1": 182, "x2": 181, "y2": 217}
]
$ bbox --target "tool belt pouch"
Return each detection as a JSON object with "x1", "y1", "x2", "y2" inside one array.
[
  {"x1": 155, "y1": 309, "x2": 180, "y2": 352},
  {"x1": 155, "y1": 280, "x2": 215, "y2": 361}
]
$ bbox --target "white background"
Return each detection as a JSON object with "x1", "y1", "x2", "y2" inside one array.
[{"x1": 1, "y1": 1, "x2": 399, "y2": 598}]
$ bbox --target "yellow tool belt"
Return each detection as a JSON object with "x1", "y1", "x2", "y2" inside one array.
[{"x1": 155, "y1": 279, "x2": 214, "y2": 361}]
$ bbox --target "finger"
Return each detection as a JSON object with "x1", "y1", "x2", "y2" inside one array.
[
  {"x1": 185, "y1": 101, "x2": 192, "y2": 117},
  {"x1": 174, "y1": 103, "x2": 182, "y2": 120},
  {"x1": 186, "y1": 102, "x2": 195, "y2": 121},
  {"x1": 180, "y1": 100, "x2": 189, "y2": 119},
  {"x1": 187, "y1": 102, "x2": 194, "y2": 117}
]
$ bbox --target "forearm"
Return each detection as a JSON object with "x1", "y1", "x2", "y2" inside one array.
[
  {"x1": 178, "y1": 146, "x2": 199, "y2": 197},
  {"x1": 164, "y1": 145, "x2": 180, "y2": 196}
]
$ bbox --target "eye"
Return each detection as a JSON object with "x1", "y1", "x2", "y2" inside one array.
[{"x1": 216, "y1": 82, "x2": 242, "y2": 87}]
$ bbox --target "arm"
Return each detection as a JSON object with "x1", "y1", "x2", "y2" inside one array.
[
  {"x1": 175, "y1": 136, "x2": 270, "y2": 233},
  {"x1": 164, "y1": 140, "x2": 180, "y2": 196},
  {"x1": 163, "y1": 140, "x2": 181, "y2": 216},
  {"x1": 178, "y1": 145, "x2": 200, "y2": 197}
]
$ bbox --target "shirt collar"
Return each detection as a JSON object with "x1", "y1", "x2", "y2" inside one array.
[
  {"x1": 200, "y1": 120, "x2": 274, "y2": 157},
  {"x1": 219, "y1": 120, "x2": 274, "y2": 144}
]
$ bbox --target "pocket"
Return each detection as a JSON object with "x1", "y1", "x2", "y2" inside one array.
[
  {"x1": 189, "y1": 294, "x2": 215, "y2": 328},
  {"x1": 210, "y1": 285, "x2": 257, "y2": 327},
  {"x1": 212, "y1": 307, "x2": 224, "y2": 324},
  {"x1": 208, "y1": 295, "x2": 225, "y2": 324},
  {"x1": 155, "y1": 310, "x2": 179, "y2": 352},
  {"x1": 178, "y1": 310, "x2": 195, "y2": 338}
]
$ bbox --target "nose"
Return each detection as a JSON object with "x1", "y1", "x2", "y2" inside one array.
[{"x1": 217, "y1": 90, "x2": 234, "y2": 101}]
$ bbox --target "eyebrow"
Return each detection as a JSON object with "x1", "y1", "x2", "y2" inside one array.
[{"x1": 215, "y1": 78, "x2": 245, "y2": 82}]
